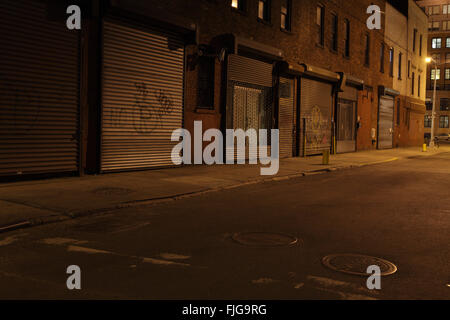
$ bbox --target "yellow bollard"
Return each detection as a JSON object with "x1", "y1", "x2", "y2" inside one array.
[
  {"x1": 422, "y1": 143, "x2": 427, "y2": 152},
  {"x1": 322, "y1": 150, "x2": 330, "y2": 165}
]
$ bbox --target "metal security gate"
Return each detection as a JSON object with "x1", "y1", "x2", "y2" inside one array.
[
  {"x1": 336, "y1": 99, "x2": 356, "y2": 153},
  {"x1": 278, "y1": 77, "x2": 295, "y2": 158},
  {"x1": 232, "y1": 86, "x2": 261, "y2": 160},
  {"x1": 226, "y1": 54, "x2": 273, "y2": 161},
  {"x1": 0, "y1": 0, "x2": 80, "y2": 177},
  {"x1": 378, "y1": 95, "x2": 394, "y2": 149},
  {"x1": 300, "y1": 78, "x2": 333, "y2": 156},
  {"x1": 101, "y1": 17, "x2": 184, "y2": 171}
]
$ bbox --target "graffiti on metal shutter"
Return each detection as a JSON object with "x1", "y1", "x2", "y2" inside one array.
[
  {"x1": 306, "y1": 105, "x2": 329, "y2": 151},
  {"x1": 109, "y1": 82, "x2": 174, "y2": 134}
]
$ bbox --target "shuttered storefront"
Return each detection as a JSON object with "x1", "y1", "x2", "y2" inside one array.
[
  {"x1": 300, "y1": 78, "x2": 333, "y2": 156},
  {"x1": 378, "y1": 95, "x2": 394, "y2": 149},
  {"x1": 0, "y1": 0, "x2": 80, "y2": 177},
  {"x1": 226, "y1": 54, "x2": 273, "y2": 161},
  {"x1": 336, "y1": 84, "x2": 357, "y2": 153},
  {"x1": 101, "y1": 17, "x2": 184, "y2": 171},
  {"x1": 278, "y1": 77, "x2": 295, "y2": 158}
]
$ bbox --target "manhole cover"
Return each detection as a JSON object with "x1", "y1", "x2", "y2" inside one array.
[
  {"x1": 322, "y1": 254, "x2": 397, "y2": 276},
  {"x1": 232, "y1": 232, "x2": 298, "y2": 247},
  {"x1": 92, "y1": 187, "x2": 133, "y2": 196}
]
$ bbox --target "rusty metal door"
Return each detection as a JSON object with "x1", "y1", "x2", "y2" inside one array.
[
  {"x1": 0, "y1": 0, "x2": 80, "y2": 177},
  {"x1": 101, "y1": 17, "x2": 184, "y2": 171}
]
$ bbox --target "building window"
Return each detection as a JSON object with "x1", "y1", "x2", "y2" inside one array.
[
  {"x1": 431, "y1": 68, "x2": 441, "y2": 80},
  {"x1": 331, "y1": 13, "x2": 338, "y2": 51},
  {"x1": 446, "y1": 38, "x2": 450, "y2": 48},
  {"x1": 443, "y1": 21, "x2": 450, "y2": 30},
  {"x1": 446, "y1": 68, "x2": 450, "y2": 80},
  {"x1": 231, "y1": 0, "x2": 246, "y2": 11},
  {"x1": 419, "y1": 35, "x2": 422, "y2": 56},
  {"x1": 258, "y1": 0, "x2": 271, "y2": 22},
  {"x1": 408, "y1": 60, "x2": 410, "y2": 78},
  {"x1": 413, "y1": 29, "x2": 417, "y2": 52},
  {"x1": 316, "y1": 5, "x2": 324, "y2": 46},
  {"x1": 429, "y1": 5, "x2": 440, "y2": 15},
  {"x1": 418, "y1": 75, "x2": 421, "y2": 97},
  {"x1": 426, "y1": 101, "x2": 432, "y2": 111},
  {"x1": 441, "y1": 98, "x2": 450, "y2": 111},
  {"x1": 380, "y1": 42, "x2": 384, "y2": 73},
  {"x1": 364, "y1": 33, "x2": 370, "y2": 66},
  {"x1": 344, "y1": 19, "x2": 350, "y2": 57},
  {"x1": 443, "y1": 4, "x2": 450, "y2": 14},
  {"x1": 389, "y1": 47, "x2": 394, "y2": 77},
  {"x1": 411, "y1": 72, "x2": 415, "y2": 95},
  {"x1": 429, "y1": 21, "x2": 439, "y2": 31},
  {"x1": 432, "y1": 38, "x2": 442, "y2": 49},
  {"x1": 439, "y1": 115, "x2": 449, "y2": 128},
  {"x1": 197, "y1": 56, "x2": 215, "y2": 109},
  {"x1": 424, "y1": 115, "x2": 432, "y2": 128},
  {"x1": 398, "y1": 52, "x2": 402, "y2": 79},
  {"x1": 280, "y1": 0, "x2": 291, "y2": 31}
]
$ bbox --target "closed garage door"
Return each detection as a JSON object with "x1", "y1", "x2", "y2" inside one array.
[
  {"x1": 101, "y1": 17, "x2": 184, "y2": 171},
  {"x1": 278, "y1": 77, "x2": 295, "y2": 158},
  {"x1": 378, "y1": 95, "x2": 394, "y2": 149},
  {"x1": 300, "y1": 78, "x2": 333, "y2": 156},
  {"x1": 0, "y1": 0, "x2": 80, "y2": 177}
]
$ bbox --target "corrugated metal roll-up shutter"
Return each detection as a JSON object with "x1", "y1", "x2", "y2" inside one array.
[
  {"x1": 378, "y1": 95, "x2": 394, "y2": 149},
  {"x1": 300, "y1": 78, "x2": 333, "y2": 156},
  {"x1": 227, "y1": 54, "x2": 273, "y2": 87},
  {"x1": 101, "y1": 17, "x2": 184, "y2": 171},
  {"x1": 0, "y1": 0, "x2": 80, "y2": 176},
  {"x1": 226, "y1": 54, "x2": 273, "y2": 161},
  {"x1": 278, "y1": 77, "x2": 295, "y2": 158}
]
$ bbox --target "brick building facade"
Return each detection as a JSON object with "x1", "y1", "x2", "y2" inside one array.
[
  {"x1": 0, "y1": 0, "x2": 428, "y2": 179},
  {"x1": 416, "y1": 0, "x2": 450, "y2": 140}
]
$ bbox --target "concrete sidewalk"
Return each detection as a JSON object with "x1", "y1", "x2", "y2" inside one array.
[{"x1": 1, "y1": 146, "x2": 449, "y2": 232}]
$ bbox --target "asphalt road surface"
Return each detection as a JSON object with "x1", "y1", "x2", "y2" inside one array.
[{"x1": 0, "y1": 152, "x2": 449, "y2": 300}]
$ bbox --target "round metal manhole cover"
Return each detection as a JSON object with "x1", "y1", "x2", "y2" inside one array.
[
  {"x1": 92, "y1": 187, "x2": 134, "y2": 196},
  {"x1": 322, "y1": 254, "x2": 397, "y2": 276},
  {"x1": 231, "y1": 232, "x2": 298, "y2": 247}
]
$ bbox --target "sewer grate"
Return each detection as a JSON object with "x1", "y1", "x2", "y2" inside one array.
[
  {"x1": 322, "y1": 254, "x2": 397, "y2": 276},
  {"x1": 92, "y1": 187, "x2": 134, "y2": 196},
  {"x1": 231, "y1": 232, "x2": 298, "y2": 247}
]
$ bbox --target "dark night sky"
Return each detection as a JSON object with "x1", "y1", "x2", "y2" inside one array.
[{"x1": 387, "y1": 0, "x2": 410, "y2": 17}]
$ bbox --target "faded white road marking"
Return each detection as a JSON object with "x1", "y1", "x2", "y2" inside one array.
[
  {"x1": 43, "y1": 240, "x2": 194, "y2": 268},
  {"x1": 294, "y1": 282, "x2": 304, "y2": 289},
  {"x1": 159, "y1": 253, "x2": 190, "y2": 260},
  {"x1": 67, "y1": 245, "x2": 112, "y2": 255},
  {"x1": 306, "y1": 275, "x2": 378, "y2": 300},
  {"x1": 142, "y1": 257, "x2": 190, "y2": 267},
  {"x1": 315, "y1": 286, "x2": 377, "y2": 300},
  {"x1": 0, "y1": 236, "x2": 18, "y2": 246}
]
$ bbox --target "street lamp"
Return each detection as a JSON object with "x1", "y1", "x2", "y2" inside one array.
[{"x1": 426, "y1": 57, "x2": 437, "y2": 147}]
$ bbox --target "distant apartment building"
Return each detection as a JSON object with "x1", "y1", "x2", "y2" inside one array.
[
  {"x1": 416, "y1": 0, "x2": 450, "y2": 139},
  {"x1": 385, "y1": 0, "x2": 428, "y2": 147}
]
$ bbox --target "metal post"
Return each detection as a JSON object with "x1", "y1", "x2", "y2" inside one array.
[{"x1": 430, "y1": 62, "x2": 437, "y2": 148}]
